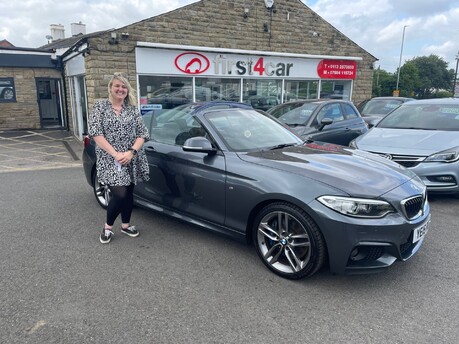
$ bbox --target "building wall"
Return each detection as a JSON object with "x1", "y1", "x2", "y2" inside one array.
[
  {"x1": 0, "y1": 67, "x2": 62, "y2": 129},
  {"x1": 83, "y1": 0, "x2": 376, "y2": 109}
]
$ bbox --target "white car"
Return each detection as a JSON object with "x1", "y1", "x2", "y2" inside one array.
[
  {"x1": 0, "y1": 86, "x2": 14, "y2": 100},
  {"x1": 351, "y1": 98, "x2": 459, "y2": 196}
]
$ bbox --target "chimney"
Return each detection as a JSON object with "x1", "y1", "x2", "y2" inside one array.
[
  {"x1": 71, "y1": 22, "x2": 86, "y2": 36},
  {"x1": 50, "y1": 24, "x2": 65, "y2": 41}
]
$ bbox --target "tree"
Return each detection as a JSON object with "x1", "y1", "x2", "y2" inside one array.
[
  {"x1": 398, "y1": 62, "x2": 421, "y2": 97},
  {"x1": 374, "y1": 55, "x2": 454, "y2": 98},
  {"x1": 407, "y1": 55, "x2": 454, "y2": 98},
  {"x1": 372, "y1": 68, "x2": 396, "y2": 97}
]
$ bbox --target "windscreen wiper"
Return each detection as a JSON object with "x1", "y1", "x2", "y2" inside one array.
[{"x1": 269, "y1": 143, "x2": 297, "y2": 150}]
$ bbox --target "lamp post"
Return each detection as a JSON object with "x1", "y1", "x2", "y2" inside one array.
[
  {"x1": 453, "y1": 51, "x2": 459, "y2": 97},
  {"x1": 395, "y1": 25, "x2": 408, "y2": 94}
]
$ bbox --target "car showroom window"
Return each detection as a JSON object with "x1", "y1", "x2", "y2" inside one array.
[
  {"x1": 0, "y1": 77, "x2": 16, "y2": 102},
  {"x1": 195, "y1": 77, "x2": 241, "y2": 102},
  {"x1": 138, "y1": 75, "x2": 193, "y2": 110},
  {"x1": 284, "y1": 80, "x2": 318, "y2": 101}
]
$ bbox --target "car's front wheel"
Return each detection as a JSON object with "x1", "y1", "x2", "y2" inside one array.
[
  {"x1": 253, "y1": 202, "x2": 326, "y2": 279},
  {"x1": 92, "y1": 171, "x2": 110, "y2": 209}
]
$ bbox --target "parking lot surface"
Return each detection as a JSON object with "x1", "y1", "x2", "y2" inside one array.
[{"x1": 0, "y1": 129, "x2": 83, "y2": 173}]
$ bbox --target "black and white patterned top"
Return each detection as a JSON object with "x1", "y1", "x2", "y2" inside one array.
[{"x1": 88, "y1": 99, "x2": 150, "y2": 186}]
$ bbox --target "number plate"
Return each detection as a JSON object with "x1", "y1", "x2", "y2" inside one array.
[{"x1": 413, "y1": 221, "x2": 430, "y2": 243}]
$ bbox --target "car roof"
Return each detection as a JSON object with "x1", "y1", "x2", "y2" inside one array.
[
  {"x1": 185, "y1": 100, "x2": 253, "y2": 114},
  {"x1": 280, "y1": 99, "x2": 353, "y2": 105},
  {"x1": 400, "y1": 98, "x2": 459, "y2": 105},
  {"x1": 367, "y1": 97, "x2": 414, "y2": 101}
]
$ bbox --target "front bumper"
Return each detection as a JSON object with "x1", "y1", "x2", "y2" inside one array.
[
  {"x1": 411, "y1": 161, "x2": 459, "y2": 195},
  {"x1": 308, "y1": 198, "x2": 430, "y2": 276}
]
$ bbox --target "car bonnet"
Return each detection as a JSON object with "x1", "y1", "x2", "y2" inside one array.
[
  {"x1": 240, "y1": 142, "x2": 417, "y2": 198},
  {"x1": 355, "y1": 128, "x2": 459, "y2": 156}
]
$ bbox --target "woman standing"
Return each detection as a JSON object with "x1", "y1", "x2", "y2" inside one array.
[{"x1": 89, "y1": 72, "x2": 150, "y2": 244}]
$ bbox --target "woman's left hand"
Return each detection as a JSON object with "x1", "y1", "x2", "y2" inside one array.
[{"x1": 115, "y1": 151, "x2": 134, "y2": 165}]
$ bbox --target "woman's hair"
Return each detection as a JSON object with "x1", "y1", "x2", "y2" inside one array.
[{"x1": 108, "y1": 72, "x2": 137, "y2": 106}]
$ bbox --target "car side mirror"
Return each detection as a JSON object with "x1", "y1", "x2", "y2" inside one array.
[
  {"x1": 318, "y1": 117, "x2": 333, "y2": 131},
  {"x1": 183, "y1": 137, "x2": 217, "y2": 154}
]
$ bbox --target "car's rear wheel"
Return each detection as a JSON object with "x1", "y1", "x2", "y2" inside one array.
[
  {"x1": 92, "y1": 171, "x2": 110, "y2": 209},
  {"x1": 1, "y1": 88, "x2": 14, "y2": 100},
  {"x1": 253, "y1": 202, "x2": 326, "y2": 279}
]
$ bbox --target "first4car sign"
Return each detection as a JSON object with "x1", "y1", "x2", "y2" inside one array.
[{"x1": 136, "y1": 46, "x2": 359, "y2": 80}]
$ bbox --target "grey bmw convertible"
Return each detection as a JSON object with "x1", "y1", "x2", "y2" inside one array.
[{"x1": 83, "y1": 101, "x2": 430, "y2": 279}]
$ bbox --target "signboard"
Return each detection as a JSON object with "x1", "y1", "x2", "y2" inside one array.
[
  {"x1": 137, "y1": 47, "x2": 359, "y2": 80},
  {"x1": 317, "y1": 60, "x2": 357, "y2": 79}
]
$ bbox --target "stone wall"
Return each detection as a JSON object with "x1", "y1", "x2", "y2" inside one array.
[
  {"x1": 83, "y1": 0, "x2": 376, "y2": 108},
  {"x1": 0, "y1": 67, "x2": 62, "y2": 129}
]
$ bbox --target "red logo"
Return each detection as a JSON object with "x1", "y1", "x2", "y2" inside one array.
[
  {"x1": 317, "y1": 60, "x2": 357, "y2": 79},
  {"x1": 174, "y1": 52, "x2": 210, "y2": 74}
]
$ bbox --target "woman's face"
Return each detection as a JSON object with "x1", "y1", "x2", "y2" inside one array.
[{"x1": 110, "y1": 79, "x2": 128, "y2": 102}]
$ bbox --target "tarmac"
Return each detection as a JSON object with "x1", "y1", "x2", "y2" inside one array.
[{"x1": 0, "y1": 129, "x2": 84, "y2": 173}]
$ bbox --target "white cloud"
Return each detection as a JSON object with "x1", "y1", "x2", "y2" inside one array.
[{"x1": 2, "y1": 0, "x2": 458, "y2": 72}]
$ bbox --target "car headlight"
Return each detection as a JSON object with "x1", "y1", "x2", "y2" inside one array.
[
  {"x1": 317, "y1": 196, "x2": 395, "y2": 218},
  {"x1": 424, "y1": 146, "x2": 459, "y2": 163}
]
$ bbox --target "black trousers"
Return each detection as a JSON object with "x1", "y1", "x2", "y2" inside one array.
[{"x1": 106, "y1": 184, "x2": 135, "y2": 226}]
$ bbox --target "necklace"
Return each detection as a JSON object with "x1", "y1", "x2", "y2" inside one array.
[{"x1": 112, "y1": 104, "x2": 123, "y2": 115}]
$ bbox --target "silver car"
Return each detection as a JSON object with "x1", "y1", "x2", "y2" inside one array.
[{"x1": 351, "y1": 98, "x2": 459, "y2": 196}]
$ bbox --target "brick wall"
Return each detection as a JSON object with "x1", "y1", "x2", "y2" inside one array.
[
  {"x1": 84, "y1": 0, "x2": 376, "y2": 109},
  {"x1": 0, "y1": 67, "x2": 62, "y2": 129}
]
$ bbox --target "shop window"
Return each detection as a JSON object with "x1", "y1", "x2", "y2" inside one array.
[
  {"x1": 320, "y1": 81, "x2": 351, "y2": 100},
  {"x1": 243, "y1": 79, "x2": 282, "y2": 111},
  {"x1": 283, "y1": 80, "x2": 318, "y2": 101},
  {"x1": 138, "y1": 76, "x2": 193, "y2": 111},
  {"x1": 195, "y1": 77, "x2": 241, "y2": 102},
  {"x1": 0, "y1": 77, "x2": 16, "y2": 102}
]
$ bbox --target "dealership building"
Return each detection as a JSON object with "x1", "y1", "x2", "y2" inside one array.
[{"x1": 0, "y1": 0, "x2": 377, "y2": 139}]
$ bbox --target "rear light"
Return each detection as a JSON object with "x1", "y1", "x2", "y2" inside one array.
[{"x1": 83, "y1": 135, "x2": 91, "y2": 149}]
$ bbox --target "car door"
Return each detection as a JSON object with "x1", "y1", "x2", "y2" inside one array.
[
  {"x1": 136, "y1": 113, "x2": 227, "y2": 226},
  {"x1": 340, "y1": 102, "x2": 368, "y2": 142},
  {"x1": 305, "y1": 103, "x2": 351, "y2": 145}
]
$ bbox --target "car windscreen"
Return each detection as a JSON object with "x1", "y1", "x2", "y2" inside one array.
[
  {"x1": 361, "y1": 99, "x2": 404, "y2": 115},
  {"x1": 277, "y1": 103, "x2": 318, "y2": 126},
  {"x1": 377, "y1": 103, "x2": 459, "y2": 131},
  {"x1": 205, "y1": 109, "x2": 303, "y2": 152}
]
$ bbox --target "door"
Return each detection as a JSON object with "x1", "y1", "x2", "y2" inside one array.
[
  {"x1": 37, "y1": 79, "x2": 63, "y2": 128},
  {"x1": 70, "y1": 75, "x2": 88, "y2": 139}
]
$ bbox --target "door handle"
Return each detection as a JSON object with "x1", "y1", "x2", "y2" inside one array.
[{"x1": 145, "y1": 146, "x2": 156, "y2": 152}]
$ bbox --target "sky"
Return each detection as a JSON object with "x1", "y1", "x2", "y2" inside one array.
[{"x1": 1, "y1": 0, "x2": 458, "y2": 73}]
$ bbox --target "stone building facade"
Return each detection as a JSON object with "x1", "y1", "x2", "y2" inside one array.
[
  {"x1": 1, "y1": 0, "x2": 377, "y2": 135},
  {"x1": 0, "y1": 52, "x2": 63, "y2": 130},
  {"x1": 79, "y1": 0, "x2": 375, "y2": 111}
]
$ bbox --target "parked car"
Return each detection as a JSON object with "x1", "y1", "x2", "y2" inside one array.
[
  {"x1": 0, "y1": 86, "x2": 14, "y2": 100},
  {"x1": 148, "y1": 86, "x2": 225, "y2": 109},
  {"x1": 83, "y1": 101, "x2": 430, "y2": 279},
  {"x1": 267, "y1": 99, "x2": 368, "y2": 146},
  {"x1": 351, "y1": 98, "x2": 459, "y2": 196},
  {"x1": 357, "y1": 96, "x2": 415, "y2": 128},
  {"x1": 246, "y1": 95, "x2": 279, "y2": 111}
]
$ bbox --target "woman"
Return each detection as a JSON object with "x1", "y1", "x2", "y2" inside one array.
[{"x1": 88, "y1": 72, "x2": 150, "y2": 244}]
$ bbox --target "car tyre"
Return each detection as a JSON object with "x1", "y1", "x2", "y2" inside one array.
[
  {"x1": 1, "y1": 88, "x2": 14, "y2": 100},
  {"x1": 253, "y1": 202, "x2": 326, "y2": 279},
  {"x1": 92, "y1": 171, "x2": 110, "y2": 209}
]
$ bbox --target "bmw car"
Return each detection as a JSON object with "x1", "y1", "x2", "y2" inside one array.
[
  {"x1": 351, "y1": 98, "x2": 459, "y2": 196},
  {"x1": 83, "y1": 101, "x2": 430, "y2": 279}
]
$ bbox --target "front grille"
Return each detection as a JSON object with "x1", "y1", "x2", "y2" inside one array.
[
  {"x1": 401, "y1": 195, "x2": 425, "y2": 220},
  {"x1": 372, "y1": 152, "x2": 425, "y2": 168}
]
